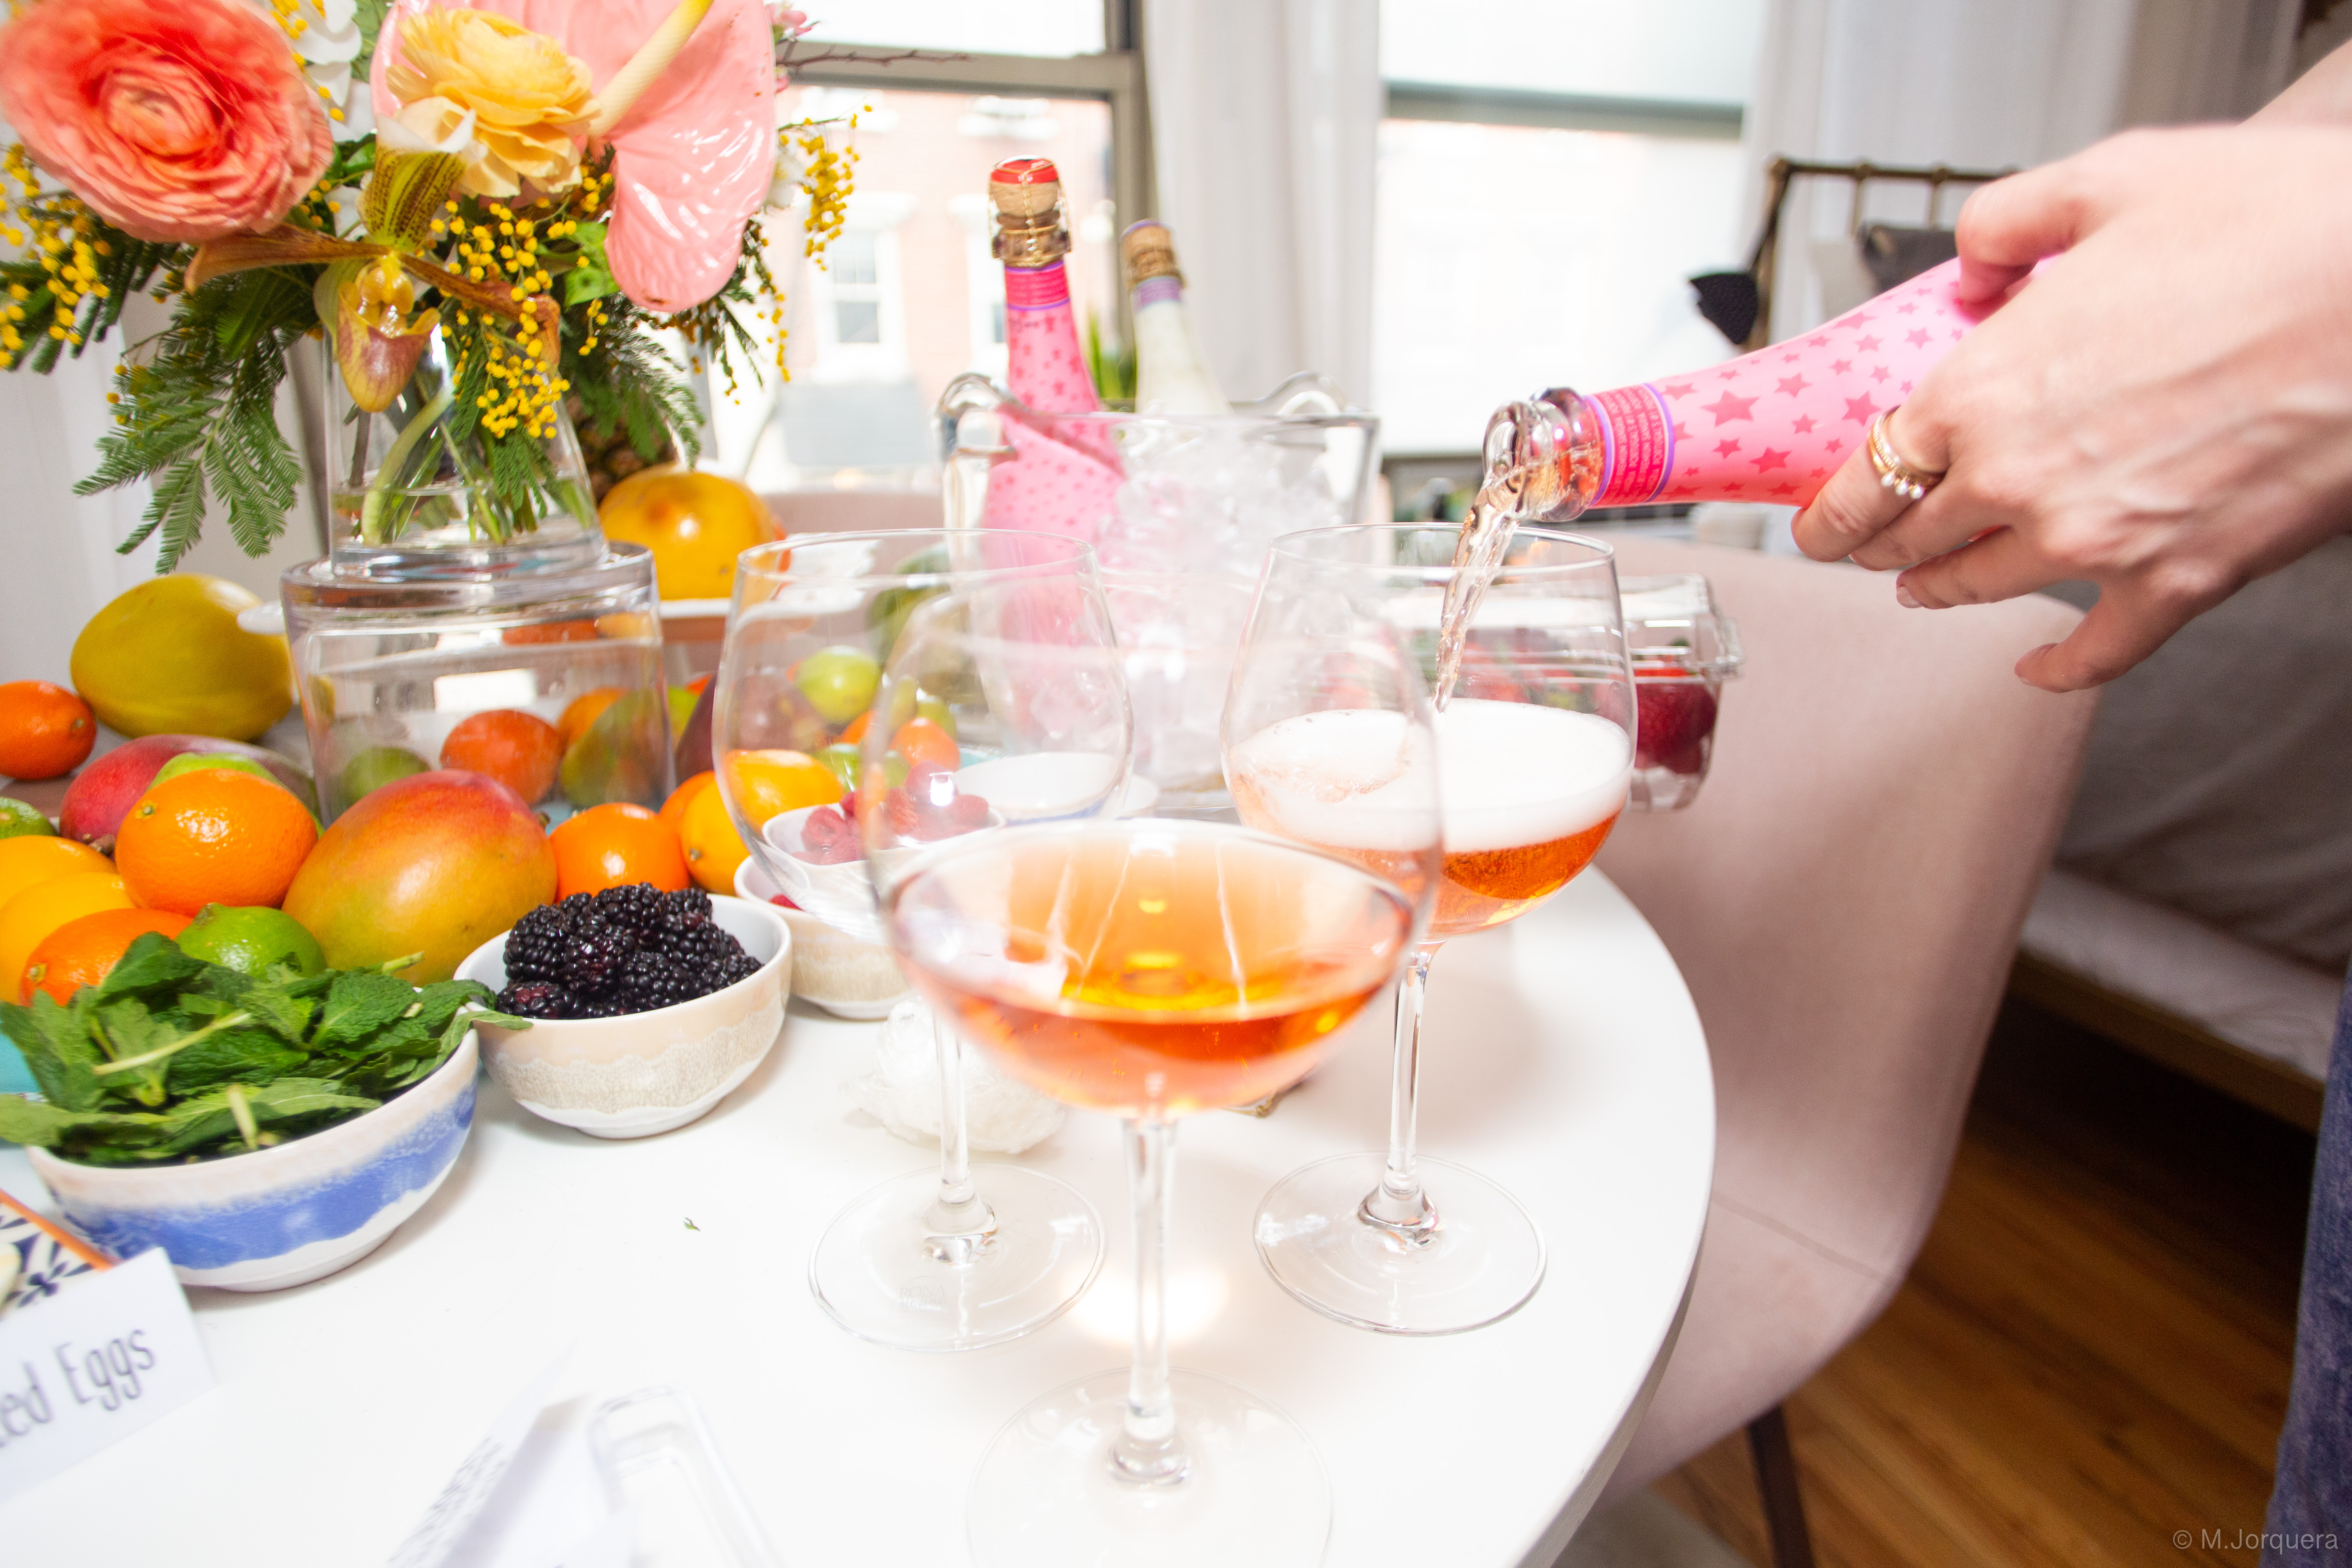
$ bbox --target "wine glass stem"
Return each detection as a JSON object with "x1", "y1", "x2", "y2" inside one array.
[
  {"x1": 1364, "y1": 942, "x2": 1442, "y2": 1237},
  {"x1": 922, "y1": 1011, "x2": 996, "y2": 1261},
  {"x1": 1113, "y1": 1116, "x2": 1190, "y2": 1486}
]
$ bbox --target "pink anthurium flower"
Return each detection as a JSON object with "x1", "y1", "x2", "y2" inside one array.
[{"x1": 372, "y1": 0, "x2": 774, "y2": 313}]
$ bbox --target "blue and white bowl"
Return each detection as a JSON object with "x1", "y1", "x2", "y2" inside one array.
[{"x1": 26, "y1": 1031, "x2": 478, "y2": 1292}]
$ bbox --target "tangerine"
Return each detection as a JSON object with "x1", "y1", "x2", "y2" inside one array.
[
  {"x1": 0, "y1": 682, "x2": 96, "y2": 781},
  {"x1": 838, "y1": 711, "x2": 871, "y2": 746},
  {"x1": 21, "y1": 907, "x2": 191, "y2": 1004},
  {"x1": 721, "y1": 749, "x2": 842, "y2": 830},
  {"x1": 550, "y1": 802, "x2": 690, "y2": 900},
  {"x1": 0, "y1": 870, "x2": 133, "y2": 997},
  {"x1": 659, "y1": 771, "x2": 717, "y2": 833},
  {"x1": 678, "y1": 784, "x2": 752, "y2": 895},
  {"x1": 0, "y1": 836, "x2": 111, "y2": 910},
  {"x1": 557, "y1": 688, "x2": 624, "y2": 750},
  {"x1": 440, "y1": 709, "x2": 563, "y2": 804},
  {"x1": 116, "y1": 769, "x2": 319, "y2": 915},
  {"x1": 890, "y1": 718, "x2": 959, "y2": 772}
]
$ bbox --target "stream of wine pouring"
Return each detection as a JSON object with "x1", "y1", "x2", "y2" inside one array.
[{"x1": 1432, "y1": 395, "x2": 1594, "y2": 710}]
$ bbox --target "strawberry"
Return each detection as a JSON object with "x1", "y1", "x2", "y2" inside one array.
[{"x1": 1636, "y1": 679, "x2": 1718, "y2": 774}]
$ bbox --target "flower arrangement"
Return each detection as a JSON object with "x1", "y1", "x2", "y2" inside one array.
[{"x1": 0, "y1": 0, "x2": 862, "y2": 565}]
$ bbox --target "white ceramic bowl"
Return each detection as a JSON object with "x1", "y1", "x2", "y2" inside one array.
[
  {"x1": 733, "y1": 855, "x2": 909, "y2": 1020},
  {"x1": 456, "y1": 898, "x2": 789, "y2": 1139},
  {"x1": 30, "y1": 1031, "x2": 480, "y2": 1292}
]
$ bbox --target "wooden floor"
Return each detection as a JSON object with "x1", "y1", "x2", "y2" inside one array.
[{"x1": 1651, "y1": 997, "x2": 2319, "y2": 1568}]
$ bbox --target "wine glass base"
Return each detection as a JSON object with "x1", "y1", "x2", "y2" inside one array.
[
  {"x1": 967, "y1": 1368, "x2": 1331, "y2": 1568},
  {"x1": 1254, "y1": 1152, "x2": 1545, "y2": 1335},
  {"x1": 809, "y1": 1164, "x2": 1103, "y2": 1352}
]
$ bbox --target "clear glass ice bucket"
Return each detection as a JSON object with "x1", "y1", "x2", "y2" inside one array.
[{"x1": 1621, "y1": 573, "x2": 1744, "y2": 811}]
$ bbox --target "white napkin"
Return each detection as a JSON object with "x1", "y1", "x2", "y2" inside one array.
[{"x1": 845, "y1": 1003, "x2": 1064, "y2": 1154}]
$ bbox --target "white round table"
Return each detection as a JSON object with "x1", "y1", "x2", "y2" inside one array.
[{"x1": 0, "y1": 869, "x2": 1713, "y2": 1568}]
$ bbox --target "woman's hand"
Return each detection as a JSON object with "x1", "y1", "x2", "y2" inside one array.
[{"x1": 1791, "y1": 124, "x2": 2352, "y2": 691}]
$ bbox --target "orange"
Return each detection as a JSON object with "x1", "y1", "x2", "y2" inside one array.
[
  {"x1": 21, "y1": 907, "x2": 191, "y2": 1004},
  {"x1": 0, "y1": 681, "x2": 96, "y2": 781},
  {"x1": 550, "y1": 802, "x2": 690, "y2": 900},
  {"x1": 659, "y1": 771, "x2": 717, "y2": 833},
  {"x1": 557, "y1": 688, "x2": 624, "y2": 750},
  {"x1": 0, "y1": 870, "x2": 133, "y2": 998},
  {"x1": 440, "y1": 709, "x2": 563, "y2": 804},
  {"x1": 721, "y1": 749, "x2": 842, "y2": 830},
  {"x1": 890, "y1": 718, "x2": 959, "y2": 772},
  {"x1": 0, "y1": 836, "x2": 111, "y2": 911},
  {"x1": 838, "y1": 711, "x2": 871, "y2": 746},
  {"x1": 115, "y1": 769, "x2": 319, "y2": 915},
  {"x1": 679, "y1": 784, "x2": 752, "y2": 895}
]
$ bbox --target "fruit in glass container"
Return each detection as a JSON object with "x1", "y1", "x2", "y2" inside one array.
[
  {"x1": 558, "y1": 691, "x2": 670, "y2": 807},
  {"x1": 596, "y1": 467, "x2": 777, "y2": 600},
  {"x1": 0, "y1": 681, "x2": 95, "y2": 780},
  {"x1": 69, "y1": 575, "x2": 292, "y2": 740},
  {"x1": 175, "y1": 904, "x2": 327, "y2": 978},
  {"x1": 116, "y1": 768, "x2": 319, "y2": 915},
  {"x1": 1633, "y1": 680, "x2": 1719, "y2": 775},
  {"x1": 791, "y1": 646, "x2": 880, "y2": 726},
  {"x1": 0, "y1": 869, "x2": 133, "y2": 999},
  {"x1": 557, "y1": 688, "x2": 624, "y2": 750},
  {"x1": 551, "y1": 802, "x2": 691, "y2": 899},
  {"x1": 440, "y1": 709, "x2": 564, "y2": 804},
  {"x1": 339, "y1": 745, "x2": 432, "y2": 807},
  {"x1": 19, "y1": 906, "x2": 192, "y2": 1004},
  {"x1": 282, "y1": 771, "x2": 557, "y2": 982},
  {"x1": 58, "y1": 734, "x2": 315, "y2": 851}
]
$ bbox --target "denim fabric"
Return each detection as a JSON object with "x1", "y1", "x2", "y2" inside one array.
[{"x1": 2265, "y1": 970, "x2": 2352, "y2": 1565}]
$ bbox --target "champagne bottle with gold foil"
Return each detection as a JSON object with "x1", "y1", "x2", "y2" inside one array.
[
  {"x1": 991, "y1": 158, "x2": 1103, "y2": 415},
  {"x1": 1120, "y1": 220, "x2": 1230, "y2": 416}
]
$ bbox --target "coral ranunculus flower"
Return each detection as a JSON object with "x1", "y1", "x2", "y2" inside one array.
[
  {"x1": 0, "y1": 0, "x2": 333, "y2": 244},
  {"x1": 386, "y1": 8, "x2": 600, "y2": 200}
]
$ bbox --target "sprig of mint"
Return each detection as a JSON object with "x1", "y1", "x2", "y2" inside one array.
[{"x1": 0, "y1": 934, "x2": 529, "y2": 1167}]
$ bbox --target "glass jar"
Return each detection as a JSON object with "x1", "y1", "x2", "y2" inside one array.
[{"x1": 282, "y1": 544, "x2": 673, "y2": 821}]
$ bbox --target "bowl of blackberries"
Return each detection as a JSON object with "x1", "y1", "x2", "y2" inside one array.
[{"x1": 455, "y1": 884, "x2": 790, "y2": 1139}]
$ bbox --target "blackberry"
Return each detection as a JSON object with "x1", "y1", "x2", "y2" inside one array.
[
  {"x1": 594, "y1": 881, "x2": 670, "y2": 933},
  {"x1": 501, "y1": 904, "x2": 573, "y2": 984},
  {"x1": 559, "y1": 918, "x2": 639, "y2": 997},
  {"x1": 497, "y1": 980, "x2": 571, "y2": 1019},
  {"x1": 618, "y1": 951, "x2": 699, "y2": 1010}
]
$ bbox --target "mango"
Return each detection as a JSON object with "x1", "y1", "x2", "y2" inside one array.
[
  {"x1": 557, "y1": 690, "x2": 671, "y2": 808},
  {"x1": 283, "y1": 771, "x2": 556, "y2": 982}
]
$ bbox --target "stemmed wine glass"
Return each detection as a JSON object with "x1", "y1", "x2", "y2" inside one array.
[
  {"x1": 1224, "y1": 522, "x2": 1635, "y2": 1335},
  {"x1": 715, "y1": 528, "x2": 1109, "y2": 1351},
  {"x1": 861, "y1": 588, "x2": 1428, "y2": 1566}
]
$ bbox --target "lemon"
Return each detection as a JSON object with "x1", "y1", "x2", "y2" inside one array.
[
  {"x1": 71, "y1": 575, "x2": 293, "y2": 741},
  {"x1": 176, "y1": 904, "x2": 327, "y2": 978},
  {"x1": 597, "y1": 468, "x2": 776, "y2": 601}
]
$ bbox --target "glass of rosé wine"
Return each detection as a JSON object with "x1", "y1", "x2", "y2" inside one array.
[
  {"x1": 716, "y1": 529, "x2": 1115, "y2": 1353},
  {"x1": 1223, "y1": 523, "x2": 1635, "y2": 1335},
  {"x1": 863, "y1": 588, "x2": 1420, "y2": 1567}
]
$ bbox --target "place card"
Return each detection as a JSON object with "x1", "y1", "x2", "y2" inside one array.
[{"x1": 0, "y1": 1247, "x2": 215, "y2": 1502}]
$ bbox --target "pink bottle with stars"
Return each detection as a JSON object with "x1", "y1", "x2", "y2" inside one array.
[
  {"x1": 1522, "y1": 259, "x2": 1999, "y2": 512},
  {"x1": 980, "y1": 158, "x2": 1120, "y2": 538}
]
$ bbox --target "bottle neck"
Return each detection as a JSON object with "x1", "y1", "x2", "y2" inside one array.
[
  {"x1": 1131, "y1": 275, "x2": 1184, "y2": 310},
  {"x1": 1004, "y1": 258, "x2": 1073, "y2": 312}
]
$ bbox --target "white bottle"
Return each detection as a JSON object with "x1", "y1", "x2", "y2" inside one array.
[{"x1": 1121, "y1": 220, "x2": 1231, "y2": 415}]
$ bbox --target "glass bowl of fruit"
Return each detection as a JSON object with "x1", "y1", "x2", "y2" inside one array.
[{"x1": 1621, "y1": 573, "x2": 1744, "y2": 812}]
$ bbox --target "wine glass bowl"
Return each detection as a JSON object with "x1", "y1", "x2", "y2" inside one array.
[{"x1": 1226, "y1": 522, "x2": 1634, "y2": 1336}]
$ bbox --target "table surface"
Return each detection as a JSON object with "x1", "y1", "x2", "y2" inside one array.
[{"x1": 0, "y1": 869, "x2": 1714, "y2": 1568}]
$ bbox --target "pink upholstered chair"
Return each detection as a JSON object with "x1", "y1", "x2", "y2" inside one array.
[{"x1": 1587, "y1": 539, "x2": 2098, "y2": 1563}]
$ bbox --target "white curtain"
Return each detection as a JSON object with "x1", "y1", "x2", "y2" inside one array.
[
  {"x1": 1748, "y1": 0, "x2": 2301, "y2": 339},
  {"x1": 1140, "y1": 0, "x2": 1383, "y2": 406}
]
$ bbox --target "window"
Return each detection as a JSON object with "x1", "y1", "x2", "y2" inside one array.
[{"x1": 1372, "y1": 0, "x2": 1767, "y2": 460}]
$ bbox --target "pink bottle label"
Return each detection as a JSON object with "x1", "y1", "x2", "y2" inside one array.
[{"x1": 1587, "y1": 258, "x2": 1996, "y2": 508}]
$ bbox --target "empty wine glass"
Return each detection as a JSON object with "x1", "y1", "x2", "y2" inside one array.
[
  {"x1": 715, "y1": 528, "x2": 1109, "y2": 1351},
  {"x1": 862, "y1": 588, "x2": 1420, "y2": 1567},
  {"x1": 1226, "y1": 522, "x2": 1634, "y2": 1335}
]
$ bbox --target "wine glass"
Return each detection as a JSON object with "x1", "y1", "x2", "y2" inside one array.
[
  {"x1": 715, "y1": 528, "x2": 1108, "y2": 1351},
  {"x1": 1225, "y1": 522, "x2": 1635, "y2": 1335},
  {"x1": 862, "y1": 589, "x2": 1423, "y2": 1567}
]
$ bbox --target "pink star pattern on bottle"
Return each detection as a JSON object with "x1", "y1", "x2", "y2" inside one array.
[
  {"x1": 1575, "y1": 259, "x2": 2002, "y2": 506},
  {"x1": 982, "y1": 261, "x2": 1120, "y2": 538}
]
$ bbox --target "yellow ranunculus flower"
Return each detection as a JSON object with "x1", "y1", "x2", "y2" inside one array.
[{"x1": 388, "y1": 10, "x2": 600, "y2": 200}]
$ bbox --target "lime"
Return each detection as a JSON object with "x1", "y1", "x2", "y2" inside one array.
[
  {"x1": 814, "y1": 743, "x2": 860, "y2": 794},
  {"x1": 0, "y1": 799, "x2": 56, "y2": 841},
  {"x1": 176, "y1": 904, "x2": 327, "y2": 978},
  {"x1": 792, "y1": 646, "x2": 881, "y2": 726},
  {"x1": 339, "y1": 745, "x2": 430, "y2": 806}
]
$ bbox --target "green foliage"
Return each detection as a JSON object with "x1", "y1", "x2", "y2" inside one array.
[
  {"x1": 1086, "y1": 311, "x2": 1136, "y2": 404},
  {"x1": 564, "y1": 297, "x2": 703, "y2": 465},
  {"x1": 0, "y1": 934, "x2": 528, "y2": 1166}
]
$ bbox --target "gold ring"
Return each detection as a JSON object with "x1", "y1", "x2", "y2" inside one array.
[{"x1": 1866, "y1": 408, "x2": 1944, "y2": 503}]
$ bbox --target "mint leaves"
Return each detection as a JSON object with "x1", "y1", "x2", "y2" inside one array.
[{"x1": 0, "y1": 934, "x2": 529, "y2": 1167}]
